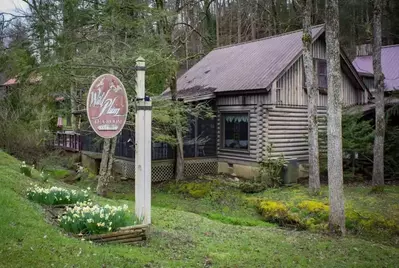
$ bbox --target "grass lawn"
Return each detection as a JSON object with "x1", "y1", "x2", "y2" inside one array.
[{"x1": 1, "y1": 151, "x2": 399, "y2": 267}]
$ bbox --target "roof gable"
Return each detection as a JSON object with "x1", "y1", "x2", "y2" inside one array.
[
  {"x1": 175, "y1": 25, "x2": 325, "y2": 96},
  {"x1": 352, "y1": 44, "x2": 399, "y2": 90}
]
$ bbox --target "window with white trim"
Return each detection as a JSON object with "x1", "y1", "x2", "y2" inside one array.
[{"x1": 221, "y1": 113, "x2": 249, "y2": 150}]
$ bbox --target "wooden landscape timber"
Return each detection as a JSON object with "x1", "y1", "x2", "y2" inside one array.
[
  {"x1": 44, "y1": 204, "x2": 74, "y2": 220},
  {"x1": 75, "y1": 224, "x2": 149, "y2": 245}
]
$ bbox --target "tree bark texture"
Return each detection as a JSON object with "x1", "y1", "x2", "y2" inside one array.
[
  {"x1": 271, "y1": 0, "x2": 280, "y2": 34},
  {"x1": 215, "y1": 0, "x2": 220, "y2": 47},
  {"x1": 251, "y1": 3, "x2": 257, "y2": 40},
  {"x1": 372, "y1": 0, "x2": 385, "y2": 187},
  {"x1": 326, "y1": 0, "x2": 345, "y2": 235},
  {"x1": 237, "y1": 0, "x2": 242, "y2": 42},
  {"x1": 97, "y1": 137, "x2": 117, "y2": 196},
  {"x1": 70, "y1": 83, "x2": 77, "y2": 131},
  {"x1": 96, "y1": 7, "x2": 117, "y2": 197},
  {"x1": 170, "y1": 74, "x2": 185, "y2": 181},
  {"x1": 302, "y1": 0, "x2": 320, "y2": 193}
]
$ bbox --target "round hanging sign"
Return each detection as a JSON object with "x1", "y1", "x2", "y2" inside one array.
[{"x1": 86, "y1": 74, "x2": 128, "y2": 139}]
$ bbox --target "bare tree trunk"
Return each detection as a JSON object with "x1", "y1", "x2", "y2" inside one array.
[
  {"x1": 97, "y1": 137, "x2": 116, "y2": 196},
  {"x1": 326, "y1": 0, "x2": 345, "y2": 235},
  {"x1": 372, "y1": 0, "x2": 385, "y2": 189},
  {"x1": 215, "y1": 0, "x2": 220, "y2": 47},
  {"x1": 251, "y1": 2, "x2": 257, "y2": 40},
  {"x1": 271, "y1": 0, "x2": 280, "y2": 34},
  {"x1": 96, "y1": 6, "x2": 117, "y2": 197},
  {"x1": 170, "y1": 74, "x2": 185, "y2": 181},
  {"x1": 228, "y1": 0, "x2": 233, "y2": 44},
  {"x1": 237, "y1": 0, "x2": 242, "y2": 43},
  {"x1": 70, "y1": 83, "x2": 77, "y2": 131},
  {"x1": 302, "y1": 0, "x2": 320, "y2": 194},
  {"x1": 184, "y1": 5, "x2": 189, "y2": 70}
]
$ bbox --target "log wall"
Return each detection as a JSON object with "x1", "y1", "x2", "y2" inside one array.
[{"x1": 266, "y1": 105, "x2": 327, "y2": 160}]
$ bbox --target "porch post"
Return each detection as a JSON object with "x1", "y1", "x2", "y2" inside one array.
[{"x1": 135, "y1": 57, "x2": 151, "y2": 225}]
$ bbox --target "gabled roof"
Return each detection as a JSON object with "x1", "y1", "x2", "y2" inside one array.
[
  {"x1": 2, "y1": 78, "x2": 17, "y2": 86},
  {"x1": 0, "y1": 75, "x2": 42, "y2": 87},
  {"x1": 352, "y1": 44, "x2": 399, "y2": 91},
  {"x1": 164, "y1": 25, "x2": 325, "y2": 98}
]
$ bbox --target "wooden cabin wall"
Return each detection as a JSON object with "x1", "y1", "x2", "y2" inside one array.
[
  {"x1": 313, "y1": 38, "x2": 326, "y2": 59},
  {"x1": 216, "y1": 95, "x2": 269, "y2": 163},
  {"x1": 275, "y1": 36, "x2": 366, "y2": 108},
  {"x1": 216, "y1": 94, "x2": 271, "y2": 106},
  {"x1": 265, "y1": 105, "x2": 327, "y2": 160}
]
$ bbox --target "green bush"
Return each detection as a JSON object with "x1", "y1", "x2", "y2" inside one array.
[
  {"x1": 319, "y1": 112, "x2": 374, "y2": 180},
  {"x1": 346, "y1": 209, "x2": 399, "y2": 235},
  {"x1": 49, "y1": 169, "x2": 71, "y2": 180},
  {"x1": 239, "y1": 182, "x2": 266, "y2": 193},
  {"x1": 257, "y1": 198, "x2": 398, "y2": 235},
  {"x1": 26, "y1": 185, "x2": 90, "y2": 205},
  {"x1": 178, "y1": 182, "x2": 212, "y2": 198},
  {"x1": 20, "y1": 161, "x2": 33, "y2": 177},
  {"x1": 257, "y1": 200, "x2": 300, "y2": 226},
  {"x1": 295, "y1": 200, "x2": 329, "y2": 230},
  {"x1": 297, "y1": 200, "x2": 329, "y2": 214},
  {"x1": 59, "y1": 202, "x2": 137, "y2": 234},
  {"x1": 256, "y1": 145, "x2": 287, "y2": 187}
]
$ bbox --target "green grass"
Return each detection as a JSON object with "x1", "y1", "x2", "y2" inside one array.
[{"x1": 1, "y1": 150, "x2": 399, "y2": 267}]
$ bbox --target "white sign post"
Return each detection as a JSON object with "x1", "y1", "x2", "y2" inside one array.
[{"x1": 134, "y1": 57, "x2": 152, "y2": 225}]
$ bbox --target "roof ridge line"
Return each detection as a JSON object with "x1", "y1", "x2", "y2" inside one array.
[
  {"x1": 383, "y1": 44, "x2": 399, "y2": 49},
  {"x1": 212, "y1": 24, "x2": 325, "y2": 51}
]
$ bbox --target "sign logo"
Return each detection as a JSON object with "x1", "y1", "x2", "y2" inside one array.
[{"x1": 86, "y1": 74, "x2": 128, "y2": 139}]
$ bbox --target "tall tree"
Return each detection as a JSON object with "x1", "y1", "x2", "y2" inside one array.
[
  {"x1": 372, "y1": 0, "x2": 385, "y2": 189},
  {"x1": 237, "y1": 0, "x2": 241, "y2": 42},
  {"x1": 155, "y1": 0, "x2": 190, "y2": 181},
  {"x1": 326, "y1": 0, "x2": 345, "y2": 235},
  {"x1": 302, "y1": 0, "x2": 320, "y2": 193}
]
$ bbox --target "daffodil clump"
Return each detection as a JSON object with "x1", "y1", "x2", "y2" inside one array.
[
  {"x1": 26, "y1": 185, "x2": 90, "y2": 205},
  {"x1": 59, "y1": 202, "x2": 135, "y2": 234},
  {"x1": 40, "y1": 171, "x2": 50, "y2": 182}
]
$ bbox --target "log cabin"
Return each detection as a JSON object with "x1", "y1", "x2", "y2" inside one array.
[{"x1": 162, "y1": 24, "x2": 371, "y2": 179}]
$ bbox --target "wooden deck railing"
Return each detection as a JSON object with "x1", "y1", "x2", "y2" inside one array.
[{"x1": 54, "y1": 132, "x2": 81, "y2": 152}]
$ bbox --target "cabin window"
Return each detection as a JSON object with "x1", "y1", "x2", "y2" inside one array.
[
  {"x1": 317, "y1": 59, "x2": 328, "y2": 89},
  {"x1": 221, "y1": 113, "x2": 249, "y2": 150},
  {"x1": 303, "y1": 59, "x2": 328, "y2": 91}
]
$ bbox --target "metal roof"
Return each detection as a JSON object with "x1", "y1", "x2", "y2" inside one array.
[
  {"x1": 168, "y1": 25, "x2": 325, "y2": 98},
  {"x1": 352, "y1": 44, "x2": 399, "y2": 91},
  {"x1": 2, "y1": 78, "x2": 17, "y2": 86}
]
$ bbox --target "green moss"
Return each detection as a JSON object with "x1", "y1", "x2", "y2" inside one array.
[
  {"x1": 48, "y1": 169, "x2": 71, "y2": 180},
  {"x1": 20, "y1": 166, "x2": 32, "y2": 177},
  {"x1": 188, "y1": 189, "x2": 208, "y2": 198},
  {"x1": 297, "y1": 200, "x2": 329, "y2": 213},
  {"x1": 178, "y1": 181, "x2": 212, "y2": 198},
  {"x1": 346, "y1": 209, "x2": 399, "y2": 235},
  {"x1": 258, "y1": 200, "x2": 300, "y2": 226},
  {"x1": 239, "y1": 182, "x2": 266, "y2": 193}
]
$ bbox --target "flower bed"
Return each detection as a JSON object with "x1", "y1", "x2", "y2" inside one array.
[
  {"x1": 26, "y1": 184, "x2": 147, "y2": 244},
  {"x1": 59, "y1": 202, "x2": 138, "y2": 235},
  {"x1": 26, "y1": 185, "x2": 90, "y2": 205}
]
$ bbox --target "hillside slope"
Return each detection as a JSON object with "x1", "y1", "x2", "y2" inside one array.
[{"x1": 0, "y1": 151, "x2": 398, "y2": 267}]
